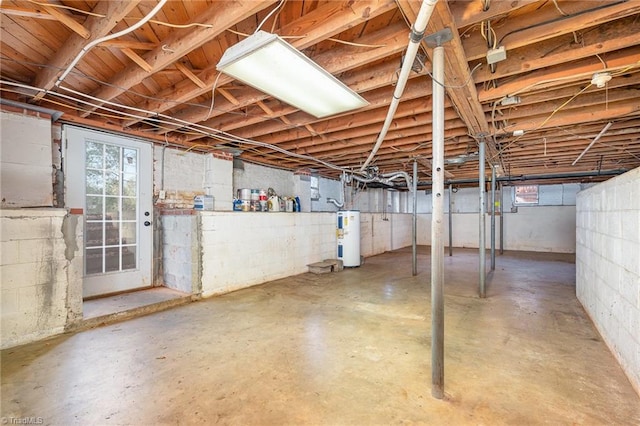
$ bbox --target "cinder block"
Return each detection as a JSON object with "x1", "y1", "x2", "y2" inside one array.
[
  {"x1": 323, "y1": 258, "x2": 344, "y2": 271},
  {"x1": 307, "y1": 261, "x2": 333, "y2": 274}
]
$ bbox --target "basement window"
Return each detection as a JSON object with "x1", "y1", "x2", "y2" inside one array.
[
  {"x1": 310, "y1": 175, "x2": 320, "y2": 200},
  {"x1": 514, "y1": 185, "x2": 539, "y2": 205}
]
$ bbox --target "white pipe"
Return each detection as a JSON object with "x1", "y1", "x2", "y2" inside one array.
[
  {"x1": 360, "y1": 0, "x2": 438, "y2": 171},
  {"x1": 412, "y1": 160, "x2": 418, "y2": 276},
  {"x1": 327, "y1": 172, "x2": 347, "y2": 208},
  {"x1": 479, "y1": 140, "x2": 486, "y2": 299},
  {"x1": 571, "y1": 122, "x2": 613, "y2": 165},
  {"x1": 55, "y1": 0, "x2": 168, "y2": 87}
]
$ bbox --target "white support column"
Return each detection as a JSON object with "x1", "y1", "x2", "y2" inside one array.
[
  {"x1": 412, "y1": 160, "x2": 418, "y2": 276},
  {"x1": 479, "y1": 139, "x2": 486, "y2": 298},
  {"x1": 430, "y1": 43, "x2": 445, "y2": 400}
]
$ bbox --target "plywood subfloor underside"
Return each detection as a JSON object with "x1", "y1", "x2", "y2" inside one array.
[{"x1": 1, "y1": 248, "x2": 638, "y2": 424}]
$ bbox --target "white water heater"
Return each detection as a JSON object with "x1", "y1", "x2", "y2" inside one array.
[{"x1": 337, "y1": 210, "x2": 360, "y2": 267}]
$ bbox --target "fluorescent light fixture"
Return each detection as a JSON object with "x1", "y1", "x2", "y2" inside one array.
[{"x1": 217, "y1": 31, "x2": 368, "y2": 118}]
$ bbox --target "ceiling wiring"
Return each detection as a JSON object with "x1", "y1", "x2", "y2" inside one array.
[
  {"x1": 1, "y1": 79, "x2": 361, "y2": 174},
  {"x1": 24, "y1": 0, "x2": 106, "y2": 18},
  {"x1": 255, "y1": 0, "x2": 286, "y2": 33}
]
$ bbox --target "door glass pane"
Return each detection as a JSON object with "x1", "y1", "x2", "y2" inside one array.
[
  {"x1": 122, "y1": 198, "x2": 136, "y2": 220},
  {"x1": 86, "y1": 170, "x2": 103, "y2": 195},
  {"x1": 121, "y1": 222, "x2": 136, "y2": 245},
  {"x1": 122, "y1": 173, "x2": 137, "y2": 196},
  {"x1": 105, "y1": 145, "x2": 120, "y2": 171},
  {"x1": 105, "y1": 172, "x2": 120, "y2": 196},
  {"x1": 86, "y1": 196, "x2": 103, "y2": 220},
  {"x1": 105, "y1": 247, "x2": 120, "y2": 273},
  {"x1": 86, "y1": 248, "x2": 103, "y2": 275},
  {"x1": 105, "y1": 196, "x2": 120, "y2": 221},
  {"x1": 86, "y1": 142, "x2": 103, "y2": 169},
  {"x1": 84, "y1": 141, "x2": 138, "y2": 275},
  {"x1": 122, "y1": 246, "x2": 136, "y2": 270},
  {"x1": 86, "y1": 222, "x2": 103, "y2": 247}
]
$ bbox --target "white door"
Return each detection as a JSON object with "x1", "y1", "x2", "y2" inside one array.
[{"x1": 65, "y1": 126, "x2": 153, "y2": 298}]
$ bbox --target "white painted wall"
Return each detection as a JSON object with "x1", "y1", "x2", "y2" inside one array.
[
  {"x1": 0, "y1": 111, "x2": 53, "y2": 207},
  {"x1": 204, "y1": 154, "x2": 233, "y2": 211},
  {"x1": 161, "y1": 214, "x2": 200, "y2": 294},
  {"x1": 576, "y1": 167, "x2": 640, "y2": 395},
  {"x1": 199, "y1": 212, "x2": 336, "y2": 297},
  {"x1": 233, "y1": 162, "x2": 295, "y2": 198},
  {"x1": 311, "y1": 176, "x2": 342, "y2": 212},
  {"x1": 0, "y1": 209, "x2": 83, "y2": 349}
]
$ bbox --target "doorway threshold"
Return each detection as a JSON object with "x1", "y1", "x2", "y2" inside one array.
[{"x1": 78, "y1": 287, "x2": 194, "y2": 330}]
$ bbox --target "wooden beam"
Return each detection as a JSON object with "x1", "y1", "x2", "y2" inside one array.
[
  {"x1": 463, "y1": 0, "x2": 640, "y2": 61},
  {"x1": 41, "y1": 4, "x2": 90, "y2": 39},
  {"x1": 101, "y1": 40, "x2": 156, "y2": 51},
  {"x1": 478, "y1": 47, "x2": 640, "y2": 102},
  {"x1": 175, "y1": 62, "x2": 207, "y2": 89},
  {"x1": 121, "y1": 0, "x2": 398, "y2": 127},
  {"x1": 81, "y1": 1, "x2": 278, "y2": 117},
  {"x1": 450, "y1": 0, "x2": 539, "y2": 27},
  {"x1": 396, "y1": 0, "x2": 490, "y2": 139},
  {"x1": 192, "y1": 61, "x2": 422, "y2": 139},
  {"x1": 214, "y1": 77, "x2": 431, "y2": 140},
  {"x1": 120, "y1": 48, "x2": 153, "y2": 72},
  {"x1": 216, "y1": 88, "x2": 240, "y2": 106},
  {"x1": 494, "y1": 98, "x2": 640, "y2": 135},
  {"x1": 32, "y1": 1, "x2": 140, "y2": 99},
  {"x1": 472, "y1": 15, "x2": 640, "y2": 83},
  {"x1": 163, "y1": 20, "x2": 410, "y2": 127},
  {"x1": 0, "y1": 5, "x2": 61, "y2": 20}
]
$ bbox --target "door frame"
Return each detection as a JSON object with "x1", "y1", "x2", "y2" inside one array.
[{"x1": 64, "y1": 125, "x2": 154, "y2": 298}]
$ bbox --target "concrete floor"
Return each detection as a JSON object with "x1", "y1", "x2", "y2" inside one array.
[{"x1": 2, "y1": 248, "x2": 639, "y2": 425}]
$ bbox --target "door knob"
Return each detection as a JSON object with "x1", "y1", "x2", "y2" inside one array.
[{"x1": 144, "y1": 221, "x2": 152, "y2": 226}]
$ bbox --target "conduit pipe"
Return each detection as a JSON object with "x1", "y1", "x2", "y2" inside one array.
[
  {"x1": 412, "y1": 160, "x2": 418, "y2": 276},
  {"x1": 360, "y1": 0, "x2": 438, "y2": 171},
  {"x1": 448, "y1": 184, "x2": 453, "y2": 257},
  {"x1": 479, "y1": 139, "x2": 486, "y2": 299},
  {"x1": 406, "y1": 168, "x2": 628, "y2": 187},
  {"x1": 571, "y1": 122, "x2": 613, "y2": 165},
  {"x1": 491, "y1": 164, "x2": 496, "y2": 271},
  {"x1": 55, "y1": 0, "x2": 168, "y2": 87},
  {"x1": 327, "y1": 172, "x2": 347, "y2": 208}
]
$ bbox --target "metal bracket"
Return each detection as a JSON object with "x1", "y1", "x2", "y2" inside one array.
[{"x1": 423, "y1": 28, "x2": 453, "y2": 48}]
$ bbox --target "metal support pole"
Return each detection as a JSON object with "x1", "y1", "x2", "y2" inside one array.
[
  {"x1": 448, "y1": 184, "x2": 453, "y2": 257},
  {"x1": 479, "y1": 139, "x2": 486, "y2": 298},
  {"x1": 500, "y1": 183, "x2": 504, "y2": 255},
  {"x1": 491, "y1": 165, "x2": 496, "y2": 271},
  {"x1": 430, "y1": 43, "x2": 445, "y2": 400},
  {"x1": 412, "y1": 160, "x2": 418, "y2": 276}
]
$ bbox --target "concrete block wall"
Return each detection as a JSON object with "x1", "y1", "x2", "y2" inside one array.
[
  {"x1": 0, "y1": 109, "x2": 53, "y2": 208},
  {"x1": 576, "y1": 167, "x2": 640, "y2": 395},
  {"x1": 233, "y1": 162, "x2": 295, "y2": 198},
  {"x1": 204, "y1": 153, "x2": 234, "y2": 211},
  {"x1": 311, "y1": 176, "x2": 342, "y2": 212},
  {"x1": 199, "y1": 212, "x2": 336, "y2": 297},
  {"x1": 160, "y1": 213, "x2": 201, "y2": 295},
  {"x1": 153, "y1": 147, "x2": 205, "y2": 208},
  {"x1": 1, "y1": 209, "x2": 83, "y2": 349}
]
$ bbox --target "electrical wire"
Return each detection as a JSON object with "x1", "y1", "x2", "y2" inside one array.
[
  {"x1": 426, "y1": 63, "x2": 483, "y2": 89},
  {"x1": 255, "y1": 0, "x2": 286, "y2": 33},
  {"x1": 25, "y1": 0, "x2": 106, "y2": 17},
  {"x1": 207, "y1": 72, "x2": 222, "y2": 119},
  {"x1": 1, "y1": 79, "x2": 360, "y2": 174}
]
